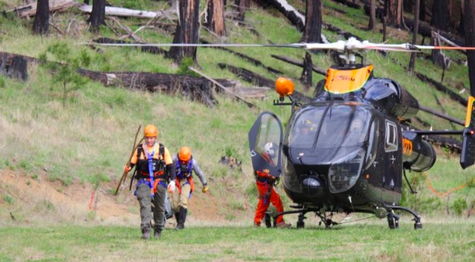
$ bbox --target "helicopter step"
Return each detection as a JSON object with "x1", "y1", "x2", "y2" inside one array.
[{"x1": 385, "y1": 205, "x2": 422, "y2": 230}]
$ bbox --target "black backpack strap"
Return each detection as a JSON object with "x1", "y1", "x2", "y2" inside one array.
[
  {"x1": 136, "y1": 144, "x2": 143, "y2": 160},
  {"x1": 159, "y1": 143, "x2": 165, "y2": 161}
]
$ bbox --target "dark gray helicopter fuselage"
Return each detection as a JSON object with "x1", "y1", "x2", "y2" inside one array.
[{"x1": 281, "y1": 102, "x2": 403, "y2": 214}]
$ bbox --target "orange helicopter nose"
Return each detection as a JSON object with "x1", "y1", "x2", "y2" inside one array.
[{"x1": 275, "y1": 77, "x2": 295, "y2": 97}]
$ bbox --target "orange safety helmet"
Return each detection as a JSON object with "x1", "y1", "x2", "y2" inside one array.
[
  {"x1": 275, "y1": 77, "x2": 295, "y2": 97},
  {"x1": 144, "y1": 124, "x2": 159, "y2": 137},
  {"x1": 178, "y1": 146, "x2": 192, "y2": 162}
]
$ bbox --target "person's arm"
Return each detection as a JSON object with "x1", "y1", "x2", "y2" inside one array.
[
  {"x1": 192, "y1": 159, "x2": 207, "y2": 186},
  {"x1": 163, "y1": 148, "x2": 175, "y2": 180}
]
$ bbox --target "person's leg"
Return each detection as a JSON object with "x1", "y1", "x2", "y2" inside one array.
[
  {"x1": 136, "y1": 183, "x2": 152, "y2": 239},
  {"x1": 269, "y1": 187, "x2": 285, "y2": 224},
  {"x1": 254, "y1": 182, "x2": 271, "y2": 226},
  {"x1": 152, "y1": 184, "x2": 167, "y2": 238},
  {"x1": 171, "y1": 181, "x2": 181, "y2": 225},
  {"x1": 177, "y1": 183, "x2": 191, "y2": 229}
]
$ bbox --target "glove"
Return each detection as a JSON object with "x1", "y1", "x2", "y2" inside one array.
[
  {"x1": 202, "y1": 185, "x2": 209, "y2": 193},
  {"x1": 168, "y1": 181, "x2": 176, "y2": 193},
  {"x1": 124, "y1": 165, "x2": 131, "y2": 173}
]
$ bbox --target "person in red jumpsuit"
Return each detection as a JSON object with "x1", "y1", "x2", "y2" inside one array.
[{"x1": 254, "y1": 142, "x2": 290, "y2": 228}]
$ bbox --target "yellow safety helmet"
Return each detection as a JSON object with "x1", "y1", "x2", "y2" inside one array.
[
  {"x1": 178, "y1": 147, "x2": 192, "y2": 162},
  {"x1": 144, "y1": 124, "x2": 159, "y2": 138}
]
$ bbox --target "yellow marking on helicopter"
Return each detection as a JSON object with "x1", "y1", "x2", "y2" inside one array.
[
  {"x1": 324, "y1": 65, "x2": 374, "y2": 94},
  {"x1": 465, "y1": 96, "x2": 475, "y2": 127},
  {"x1": 402, "y1": 138, "x2": 413, "y2": 155}
]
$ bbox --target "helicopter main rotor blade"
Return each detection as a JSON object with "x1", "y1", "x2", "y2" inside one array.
[
  {"x1": 86, "y1": 42, "x2": 306, "y2": 48},
  {"x1": 86, "y1": 37, "x2": 475, "y2": 51}
]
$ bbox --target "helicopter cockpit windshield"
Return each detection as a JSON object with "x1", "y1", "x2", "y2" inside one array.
[{"x1": 288, "y1": 104, "x2": 371, "y2": 164}]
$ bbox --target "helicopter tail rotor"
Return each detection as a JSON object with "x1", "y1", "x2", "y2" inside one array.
[{"x1": 461, "y1": 96, "x2": 475, "y2": 169}]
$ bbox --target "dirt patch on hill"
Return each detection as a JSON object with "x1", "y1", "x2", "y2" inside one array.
[{"x1": 0, "y1": 170, "x2": 245, "y2": 227}]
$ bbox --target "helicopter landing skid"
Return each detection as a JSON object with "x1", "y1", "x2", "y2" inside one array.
[
  {"x1": 385, "y1": 205, "x2": 422, "y2": 230},
  {"x1": 271, "y1": 209, "x2": 338, "y2": 229}
]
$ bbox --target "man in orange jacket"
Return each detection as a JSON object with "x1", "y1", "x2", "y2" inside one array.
[
  {"x1": 254, "y1": 142, "x2": 290, "y2": 228},
  {"x1": 124, "y1": 124, "x2": 175, "y2": 239}
]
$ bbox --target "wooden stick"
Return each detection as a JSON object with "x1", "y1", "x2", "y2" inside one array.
[{"x1": 114, "y1": 125, "x2": 143, "y2": 195}]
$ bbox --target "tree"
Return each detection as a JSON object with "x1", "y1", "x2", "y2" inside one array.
[
  {"x1": 385, "y1": 0, "x2": 402, "y2": 27},
  {"x1": 205, "y1": 0, "x2": 226, "y2": 36},
  {"x1": 408, "y1": 0, "x2": 420, "y2": 73},
  {"x1": 89, "y1": 0, "x2": 106, "y2": 32},
  {"x1": 168, "y1": 0, "x2": 200, "y2": 62},
  {"x1": 431, "y1": 0, "x2": 450, "y2": 32},
  {"x1": 39, "y1": 43, "x2": 91, "y2": 107},
  {"x1": 368, "y1": 0, "x2": 376, "y2": 30},
  {"x1": 464, "y1": 0, "x2": 475, "y2": 96},
  {"x1": 300, "y1": 0, "x2": 322, "y2": 90},
  {"x1": 235, "y1": 0, "x2": 251, "y2": 21},
  {"x1": 32, "y1": 0, "x2": 49, "y2": 35}
]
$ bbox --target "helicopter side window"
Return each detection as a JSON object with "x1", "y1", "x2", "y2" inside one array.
[
  {"x1": 385, "y1": 120, "x2": 398, "y2": 152},
  {"x1": 365, "y1": 118, "x2": 379, "y2": 168}
]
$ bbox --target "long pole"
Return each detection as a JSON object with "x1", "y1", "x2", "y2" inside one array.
[{"x1": 114, "y1": 125, "x2": 142, "y2": 195}]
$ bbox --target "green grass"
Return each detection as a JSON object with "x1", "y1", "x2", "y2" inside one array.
[{"x1": 0, "y1": 223, "x2": 474, "y2": 261}]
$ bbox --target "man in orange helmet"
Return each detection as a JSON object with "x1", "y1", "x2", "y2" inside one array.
[
  {"x1": 171, "y1": 146, "x2": 208, "y2": 229},
  {"x1": 254, "y1": 142, "x2": 290, "y2": 228},
  {"x1": 124, "y1": 124, "x2": 175, "y2": 239}
]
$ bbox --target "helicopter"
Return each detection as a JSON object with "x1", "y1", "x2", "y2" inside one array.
[
  {"x1": 247, "y1": 38, "x2": 475, "y2": 230},
  {"x1": 94, "y1": 37, "x2": 475, "y2": 230}
]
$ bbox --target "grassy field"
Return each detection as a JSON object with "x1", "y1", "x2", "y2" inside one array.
[{"x1": 0, "y1": 221, "x2": 474, "y2": 261}]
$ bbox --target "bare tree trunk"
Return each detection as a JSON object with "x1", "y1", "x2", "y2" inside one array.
[
  {"x1": 464, "y1": 0, "x2": 475, "y2": 96},
  {"x1": 431, "y1": 0, "x2": 450, "y2": 32},
  {"x1": 89, "y1": 0, "x2": 105, "y2": 32},
  {"x1": 168, "y1": 0, "x2": 200, "y2": 62},
  {"x1": 205, "y1": 0, "x2": 226, "y2": 36},
  {"x1": 385, "y1": 0, "x2": 401, "y2": 27},
  {"x1": 235, "y1": 0, "x2": 251, "y2": 21},
  {"x1": 300, "y1": 0, "x2": 322, "y2": 90},
  {"x1": 32, "y1": 0, "x2": 49, "y2": 35},
  {"x1": 408, "y1": 0, "x2": 420, "y2": 72},
  {"x1": 419, "y1": 0, "x2": 426, "y2": 21},
  {"x1": 368, "y1": 0, "x2": 376, "y2": 30}
]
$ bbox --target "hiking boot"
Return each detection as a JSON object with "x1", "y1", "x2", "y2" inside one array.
[
  {"x1": 276, "y1": 222, "x2": 291, "y2": 228},
  {"x1": 153, "y1": 227, "x2": 162, "y2": 239},
  {"x1": 176, "y1": 207, "x2": 187, "y2": 230},
  {"x1": 141, "y1": 228, "x2": 151, "y2": 239}
]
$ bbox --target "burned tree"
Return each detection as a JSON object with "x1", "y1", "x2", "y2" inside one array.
[
  {"x1": 32, "y1": 0, "x2": 49, "y2": 35},
  {"x1": 205, "y1": 0, "x2": 226, "y2": 36},
  {"x1": 385, "y1": 0, "x2": 402, "y2": 28},
  {"x1": 368, "y1": 0, "x2": 376, "y2": 30},
  {"x1": 431, "y1": 0, "x2": 450, "y2": 32},
  {"x1": 465, "y1": 0, "x2": 475, "y2": 95},
  {"x1": 168, "y1": 0, "x2": 200, "y2": 62},
  {"x1": 300, "y1": 0, "x2": 322, "y2": 90},
  {"x1": 89, "y1": 0, "x2": 106, "y2": 32},
  {"x1": 235, "y1": 0, "x2": 251, "y2": 21},
  {"x1": 408, "y1": 0, "x2": 420, "y2": 72}
]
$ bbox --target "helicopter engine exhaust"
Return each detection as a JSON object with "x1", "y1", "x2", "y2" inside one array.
[{"x1": 402, "y1": 134, "x2": 436, "y2": 172}]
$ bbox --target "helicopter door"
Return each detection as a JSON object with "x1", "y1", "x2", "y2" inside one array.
[{"x1": 248, "y1": 112, "x2": 284, "y2": 177}]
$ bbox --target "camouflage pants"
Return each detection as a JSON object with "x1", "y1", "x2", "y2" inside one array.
[{"x1": 136, "y1": 182, "x2": 166, "y2": 232}]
